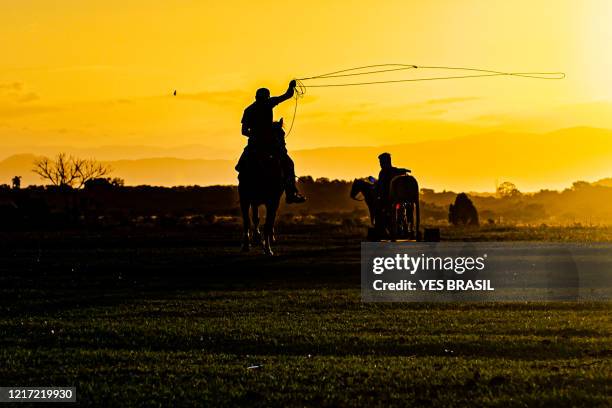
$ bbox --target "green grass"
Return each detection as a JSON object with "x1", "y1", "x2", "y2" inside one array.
[
  {"x1": 0, "y1": 226, "x2": 611, "y2": 406},
  {"x1": 1, "y1": 291, "x2": 610, "y2": 407},
  {"x1": 441, "y1": 225, "x2": 612, "y2": 242}
]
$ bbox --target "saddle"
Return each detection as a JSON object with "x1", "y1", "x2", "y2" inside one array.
[
  {"x1": 238, "y1": 147, "x2": 284, "y2": 183},
  {"x1": 237, "y1": 120, "x2": 286, "y2": 181}
]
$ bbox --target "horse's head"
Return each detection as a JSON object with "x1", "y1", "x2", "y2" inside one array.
[
  {"x1": 350, "y1": 178, "x2": 374, "y2": 201},
  {"x1": 272, "y1": 118, "x2": 285, "y2": 138}
]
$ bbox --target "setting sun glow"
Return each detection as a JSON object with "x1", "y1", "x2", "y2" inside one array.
[{"x1": 1, "y1": 0, "x2": 611, "y2": 191}]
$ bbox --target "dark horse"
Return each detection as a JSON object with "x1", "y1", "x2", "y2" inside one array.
[
  {"x1": 350, "y1": 178, "x2": 377, "y2": 224},
  {"x1": 238, "y1": 120, "x2": 285, "y2": 255},
  {"x1": 388, "y1": 174, "x2": 420, "y2": 239},
  {"x1": 350, "y1": 175, "x2": 420, "y2": 240}
]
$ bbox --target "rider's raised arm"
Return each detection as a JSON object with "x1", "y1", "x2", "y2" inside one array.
[{"x1": 269, "y1": 80, "x2": 296, "y2": 107}]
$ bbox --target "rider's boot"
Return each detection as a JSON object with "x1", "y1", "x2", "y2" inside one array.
[
  {"x1": 285, "y1": 181, "x2": 306, "y2": 204},
  {"x1": 286, "y1": 191, "x2": 306, "y2": 204},
  {"x1": 281, "y1": 155, "x2": 306, "y2": 204},
  {"x1": 285, "y1": 175, "x2": 306, "y2": 204}
]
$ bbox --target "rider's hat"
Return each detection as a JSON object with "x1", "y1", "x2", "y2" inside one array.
[{"x1": 378, "y1": 152, "x2": 391, "y2": 160}]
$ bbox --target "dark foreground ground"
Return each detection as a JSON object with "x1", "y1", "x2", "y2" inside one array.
[{"x1": 0, "y1": 225, "x2": 611, "y2": 407}]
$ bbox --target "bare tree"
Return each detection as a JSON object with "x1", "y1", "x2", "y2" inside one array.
[{"x1": 33, "y1": 153, "x2": 111, "y2": 188}]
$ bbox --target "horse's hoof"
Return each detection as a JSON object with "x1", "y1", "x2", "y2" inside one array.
[
  {"x1": 263, "y1": 247, "x2": 274, "y2": 256},
  {"x1": 252, "y1": 230, "x2": 262, "y2": 245}
]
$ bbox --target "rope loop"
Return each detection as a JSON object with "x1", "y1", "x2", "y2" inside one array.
[{"x1": 284, "y1": 64, "x2": 565, "y2": 137}]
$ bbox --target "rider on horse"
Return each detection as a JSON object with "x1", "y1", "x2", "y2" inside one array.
[
  {"x1": 375, "y1": 152, "x2": 410, "y2": 231},
  {"x1": 236, "y1": 80, "x2": 306, "y2": 204}
]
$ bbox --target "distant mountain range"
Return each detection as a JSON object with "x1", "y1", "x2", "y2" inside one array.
[
  {"x1": 1, "y1": 154, "x2": 235, "y2": 187},
  {"x1": 2, "y1": 127, "x2": 611, "y2": 192}
]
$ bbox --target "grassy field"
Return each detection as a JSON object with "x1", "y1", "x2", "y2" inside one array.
[{"x1": 0, "y1": 225, "x2": 611, "y2": 406}]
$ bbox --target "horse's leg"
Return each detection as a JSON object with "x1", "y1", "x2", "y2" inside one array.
[
  {"x1": 415, "y1": 199, "x2": 421, "y2": 241},
  {"x1": 240, "y1": 197, "x2": 251, "y2": 252},
  {"x1": 407, "y1": 202, "x2": 415, "y2": 238},
  {"x1": 263, "y1": 199, "x2": 279, "y2": 256},
  {"x1": 367, "y1": 188, "x2": 376, "y2": 226},
  {"x1": 389, "y1": 203, "x2": 398, "y2": 242},
  {"x1": 252, "y1": 204, "x2": 262, "y2": 244},
  {"x1": 399, "y1": 203, "x2": 407, "y2": 238}
]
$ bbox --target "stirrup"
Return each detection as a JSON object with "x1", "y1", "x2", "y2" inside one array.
[{"x1": 286, "y1": 192, "x2": 306, "y2": 204}]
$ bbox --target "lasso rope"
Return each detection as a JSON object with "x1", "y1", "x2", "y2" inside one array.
[{"x1": 284, "y1": 64, "x2": 565, "y2": 137}]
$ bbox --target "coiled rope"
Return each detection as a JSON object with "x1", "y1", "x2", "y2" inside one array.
[{"x1": 284, "y1": 64, "x2": 565, "y2": 137}]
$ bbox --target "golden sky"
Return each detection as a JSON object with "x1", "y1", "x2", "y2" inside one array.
[{"x1": 1, "y1": 0, "x2": 612, "y2": 190}]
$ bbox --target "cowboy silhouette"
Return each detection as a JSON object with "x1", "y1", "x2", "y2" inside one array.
[
  {"x1": 375, "y1": 152, "x2": 410, "y2": 232},
  {"x1": 376, "y1": 153, "x2": 410, "y2": 204},
  {"x1": 236, "y1": 80, "x2": 306, "y2": 204}
]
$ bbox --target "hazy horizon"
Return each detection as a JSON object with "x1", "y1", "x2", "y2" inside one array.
[{"x1": 3, "y1": 125, "x2": 611, "y2": 193}]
